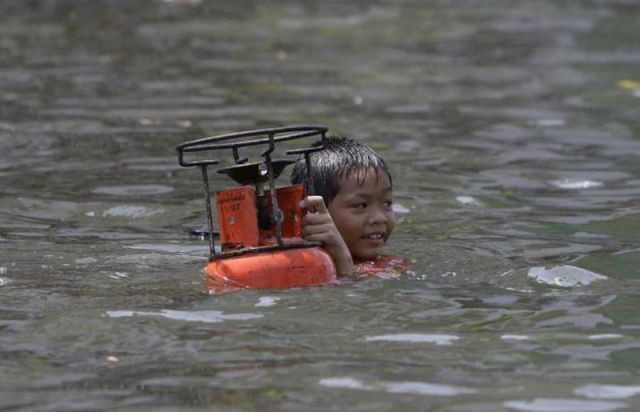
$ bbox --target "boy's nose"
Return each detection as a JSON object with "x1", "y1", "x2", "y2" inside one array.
[{"x1": 367, "y1": 206, "x2": 388, "y2": 225}]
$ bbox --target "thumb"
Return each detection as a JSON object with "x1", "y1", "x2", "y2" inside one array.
[{"x1": 300, "y1": 195, "x2": 328, "y2": 214}]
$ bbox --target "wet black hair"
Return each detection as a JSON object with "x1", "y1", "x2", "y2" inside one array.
[{"x1": 290, "y1": 136, "x2": 392, "y2": 206}]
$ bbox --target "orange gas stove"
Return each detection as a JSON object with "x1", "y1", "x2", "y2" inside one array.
[{"x1": 176, "y1": 126, "x2": 337, "y2": 292}]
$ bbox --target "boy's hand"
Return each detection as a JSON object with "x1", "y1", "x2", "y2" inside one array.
[{"x1": 300, "y1": 196, "x2": 354, "y2": 276}]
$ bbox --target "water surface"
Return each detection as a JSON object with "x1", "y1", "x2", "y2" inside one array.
[{"x1": 1, "y1": 1, "x2": 640, "y2": 410}]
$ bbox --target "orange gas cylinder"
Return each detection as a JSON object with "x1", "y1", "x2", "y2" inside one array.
[
  {"x1": 206, "y1": 182, "x2": 337, "y2": 291},
  {"x1": 176, "y1": 126, "x2": 339, "y2": 293},
  {"x1": 206, "y1": 246, "x2": 336, "y2": 291}
]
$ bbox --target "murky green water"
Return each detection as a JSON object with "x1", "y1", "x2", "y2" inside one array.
[{"x1": 2, "y1": 1, "x2": 640, "y2": 410}]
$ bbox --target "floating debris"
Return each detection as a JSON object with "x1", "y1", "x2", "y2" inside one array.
[{"x1": 527, "y1": 265, "x2": 607, "y2": 287}]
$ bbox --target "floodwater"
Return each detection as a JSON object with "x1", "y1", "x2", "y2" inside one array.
[{"x1": 1, "y1": 1, "x2": 640, "y2": 410}]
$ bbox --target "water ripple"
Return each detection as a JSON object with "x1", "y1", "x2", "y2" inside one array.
[
  {"x1": 574, "y1": 384, "x2": 640, "y2": 399},
  {"x1": 92, "y1": 185, "x2": 174, "y2": 196},
  {"x1": 103, "y1": 206, "x2": 164, "y2": 218},
  {"x1": 503, "y1": 398, "x2": 626, "y2": 412},
  {"x1": 105, "y1": 309, "x2": 263, "y2": 323},
  {"x1": 319, "y1": 377, "x2": 477, "y2": 396},
  {"x1": 365, "y1": 333, "x2": 460, "y2": 346}
]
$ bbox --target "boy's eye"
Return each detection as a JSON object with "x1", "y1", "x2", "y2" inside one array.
[
  {"x1": 383, "y1": 200, "x2": 393, "y2": 209},
  {"x1": 353, "y1": 202, "x2": 367, "y2": 209}
]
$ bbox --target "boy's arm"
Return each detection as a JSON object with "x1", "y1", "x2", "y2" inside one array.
[{"x1": 300, "y1": 196, "x2": 354, "y2": 276}]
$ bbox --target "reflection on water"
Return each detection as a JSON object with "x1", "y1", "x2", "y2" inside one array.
[{"x1": 1, "y1": 0, "x2": 640, "y2": 410}]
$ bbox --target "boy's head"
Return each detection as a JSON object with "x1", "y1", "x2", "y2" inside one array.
[
  {"x1": 290, "y1": 136, "x2": 392, "y2": 206},
  {"x1": 291, "y1": 136, "x2": 395, "y2": 261}
]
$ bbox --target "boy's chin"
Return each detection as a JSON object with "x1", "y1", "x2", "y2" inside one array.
[{"x1": 353, "y1": 249, "x2": 384, "y2": 262}]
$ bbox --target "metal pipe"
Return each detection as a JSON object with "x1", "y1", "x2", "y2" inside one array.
[
  {"x1": 304, "y1": 152, "x2": 314, "y2": 196},
  {"x1": 264, "y1": 134, "x2": 283, "y2": 247},
  {"x1": 200, "y1": 165, "x2": 216, "y2": 258}
]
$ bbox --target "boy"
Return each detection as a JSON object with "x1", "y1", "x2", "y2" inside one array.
[{"x1": 290, "y1": 137, "x2": 396, "y2": 276}]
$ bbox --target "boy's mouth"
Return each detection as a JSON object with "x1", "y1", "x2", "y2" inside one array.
[{"x1": 363, "y1": 232, "x2": 386, "y2": 242}]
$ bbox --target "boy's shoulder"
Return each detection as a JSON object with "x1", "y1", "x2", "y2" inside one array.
[{"x1": 354, "y1": 255, "x2": 411, "y2": 278}]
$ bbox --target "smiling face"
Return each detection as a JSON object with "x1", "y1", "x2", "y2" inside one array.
[{"x1": 327, "y1": 167, "x2": 396, "y2": 261}]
